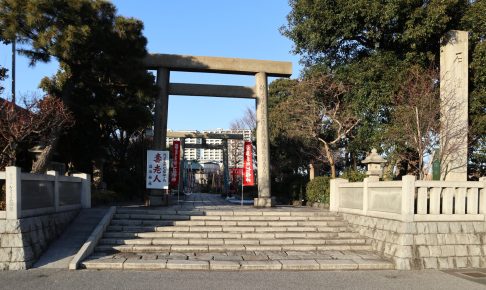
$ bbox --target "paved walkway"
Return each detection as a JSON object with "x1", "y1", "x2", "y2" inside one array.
[
  {"x1": 137, "y1": 192, "x2": 314, "y2": 211},
  {"x1": 1, "y1": 268, "x2": 485, "y2": 290},
  {"x1": 119, "y1": 192, "x2": 238, "y2": 210},
  {"x1": 165, "y1": 192, "x2": 238, "y2": 209},
  {"x1": 34, "y1": 208, "x2": 109, "y2": 269}
]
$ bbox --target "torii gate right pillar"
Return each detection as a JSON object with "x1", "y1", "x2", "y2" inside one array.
[{"x1": 254, "y1": 72, "x2": 274, "y2": 207}]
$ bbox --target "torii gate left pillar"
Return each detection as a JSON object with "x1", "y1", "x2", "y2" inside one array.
[
  {"x1": 145, "y1": 54, "x2": 292, "y2": 207},
  {"x1": 148, "y1": 68, "x2": 170, "y2": 206}
]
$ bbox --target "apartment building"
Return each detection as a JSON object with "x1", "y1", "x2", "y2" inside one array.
[{"x1": 166, "y1": 128, "x2": 252, "y2": 167}]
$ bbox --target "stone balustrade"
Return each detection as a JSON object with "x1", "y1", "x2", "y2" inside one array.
[
  {"x1": 2, "y1": 166, "x2": 90, "y2": 219},
  {"x1": 330, "y1": 175, "x2": 486, "y2": 270},
  {"x1": 331, "y1": 176, "x2": 486, "y2": 222},
  {"x1": 0, "y1": 166, "x2": 91, "y2": 270}
]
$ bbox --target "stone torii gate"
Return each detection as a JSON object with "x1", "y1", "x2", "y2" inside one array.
[
  {"x1": 166, "y1": 131, "x2": 245, "y2": 194},
  {"x1": 144, "y1": 54, "x2": 292, "y2": 207}
]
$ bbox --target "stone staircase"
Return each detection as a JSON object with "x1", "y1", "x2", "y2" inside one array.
[{"x1": 81, "y1": 207, "x2": 394, "y2": 271}]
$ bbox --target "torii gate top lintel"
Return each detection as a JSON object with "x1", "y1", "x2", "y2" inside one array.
[{"x1": 144, "y1": 53, "x2": 292, "y2": 78}]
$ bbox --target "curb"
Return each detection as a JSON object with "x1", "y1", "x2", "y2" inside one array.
[{"x1": 68, "y1": 206, "x2": 116, "y2": 270}]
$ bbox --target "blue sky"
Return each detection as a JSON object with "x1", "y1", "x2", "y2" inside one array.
[{"x1": 0, "y1": 0, "x2": 301, "y2": 130}]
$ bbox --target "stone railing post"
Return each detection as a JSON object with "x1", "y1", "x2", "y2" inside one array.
[
  {"x1": 74, "y1": 173, "x2": 91, "y2": 208},
  {"x1": 363, "y1": 178, "x2": 369, "y2": 215},
  {"x1": 480, "y1": 177, "x2": 486, "y2": 215},
  {"x1": 330, "y1": 178, "x2": 347, "y2": 212},
  {"x1": 5, "y1": 166, "x2": 21, "y2": 220},
  {"x1": 401, "y1": 175, "x2": 416, "y2": 222},
  {"x1": 47, "y1": 170, "x2": 59, "y2": 212}
]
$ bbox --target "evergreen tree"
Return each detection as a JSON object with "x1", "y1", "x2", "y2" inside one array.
[{"x1": 0, "y1": 0, "x2": 156, "y2": 176}]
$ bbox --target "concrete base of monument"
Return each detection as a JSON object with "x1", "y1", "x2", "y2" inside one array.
[
  {"x1": 253, "y1": 197, "x2": 275, "y2": 208},
  {"x1": 147, "y1": 195, "x2": 168, "y2": 206}
]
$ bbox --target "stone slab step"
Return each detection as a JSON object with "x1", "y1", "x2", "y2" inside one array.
[
  {"x1": 103, "y1": 231, "x2": 362, "y2": 239},
  {"x1": 106, "y1": 225, "x2": 350, "y2": 233},
  {"x1": 98, "y1": 237, "x2": 368, "y2": 246},
  {"x1": 110, "y1": 219, "x2": 348, "y2": 227},
  {"x1": 116, "y1": 209, "x2": 205, "y2": 216},
  {"x1": 94, "y1": 244, "x2": 373, "y2": 253},
  {"x1": 115, "y1": 209, "x2": 340, "y2": 217},
  {"x1": 114, "y1": 214, "x2": 191, "y2": 221},
  {"x1": 81, "y1": 254, "x2": 393, "y2": 271},
  {"x1": 113, "y1": 214, "x2": 342, "y2": 221}
]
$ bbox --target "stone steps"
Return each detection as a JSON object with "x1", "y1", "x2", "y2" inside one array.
[
  {"x1": 115, "y1": 209, "x2": 341, "y2": 217},
  {"x1": 106, "y1": 225, "x2": 351, "y2": 233},
  {"x1": 80, "y1": 207, "x2": 394, "y2": 271},
  {"x1": 94, "y1": 243, "x2": 374, "y2": 253},
  {"x1": 82, "y1": 258, "x2": 394, "y2": 271},
  {"x1": 99, "y1": 237, "x2": 368, "y2": 246},
  {"x1": 103, "y1": 231, "x2": 362, "y2": 239},
  {"x1": 81, "y1": 251, "x2": 394, "y2": 271},
  {"x1": 112, "y1": 214, "x2": 342, "y2": 221},
  {"x1": 109, "y1": 219, "x2": 349, "y2": 227}
]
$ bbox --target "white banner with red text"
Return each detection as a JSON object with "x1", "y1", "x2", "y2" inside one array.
[{"x1": 146, "y1": 150, "x2": 169, "y2": 189}]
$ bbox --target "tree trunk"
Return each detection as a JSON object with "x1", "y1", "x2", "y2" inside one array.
[
  {"x1": 352, "y1": 152, "x2": 357, "y2": 171},
  {"x1": 31, "y1": 143, "x2": 56, "y2": 174},
  {"x1": 323, "y1": 142, "x2": 336, "y2": 178},
  {"x1": 31, "y1": 132, "x2": 60, "y2": 174},
  {"x1": 92, "y1": 158, "x2": 104, "y2": 189}
]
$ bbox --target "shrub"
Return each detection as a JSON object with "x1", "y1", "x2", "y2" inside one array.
[
  {"x1": 272, "y1": 174, "x2": 307, "y2": 204},
  {"x1": 306, "y1": 176, "x2": 331, "y2": 204},
  {"x1": 341, "y1": 169, "x2": 367, "y2": 182}
]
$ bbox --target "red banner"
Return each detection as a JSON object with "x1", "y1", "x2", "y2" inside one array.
[
  {"x1": 243, "y1": 141, "x2": 254, "y2": 186},
  {"x1": 170, "y1": 141, "x2": 181, "y2": 188}
]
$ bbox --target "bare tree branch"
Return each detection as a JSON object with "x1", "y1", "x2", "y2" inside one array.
[{"x1": 0, "y1": 96, "x2": 74, "y2": 171}]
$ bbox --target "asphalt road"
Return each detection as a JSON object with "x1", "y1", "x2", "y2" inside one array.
[{"x1": 0, "y1": 269, "x2": 485, "y2": 290}]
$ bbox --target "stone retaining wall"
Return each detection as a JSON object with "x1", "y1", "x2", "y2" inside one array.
[
  {"x1": 342, "y1": 213, "x2": 486, "y2": 270},
  {"x1": 0, "y1": 210, "x2": 79, "y2": 270}
]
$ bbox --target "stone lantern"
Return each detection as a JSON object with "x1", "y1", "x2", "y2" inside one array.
[{"x1": 362, "y1": 148, "x2": 387, "y2": 179}]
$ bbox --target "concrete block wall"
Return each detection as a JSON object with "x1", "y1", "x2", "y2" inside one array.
[
  {"x1": 0, "y1": 210, "x2": 79, "y2": 270},
  {"x1": 342, "y1": 213, "x2": 486, "y2": 270}
]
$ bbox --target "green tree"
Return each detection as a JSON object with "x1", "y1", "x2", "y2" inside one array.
[
  {"x1": 462, "y1": 1, "x2": 486, "y2": 178},
  {"x1": 268, "y1": 78, "x2": 308, "y2": 177},
  {"x1": 282, "y1": 0, "x2": 485, "y2": 179},
  {"x1": 282, "y1": 0, "x2": 467, "y2": 67}
]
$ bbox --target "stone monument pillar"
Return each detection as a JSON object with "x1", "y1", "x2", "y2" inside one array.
[
  {"x1": 149, "y1": 67, "x2": 170, "y2": 206},
  {"x1": 440, "y1": 30, "x2": 468, "y2": 181},
  {"x1": 254, "y1": 72, "x2": 274, "y2": 207}
]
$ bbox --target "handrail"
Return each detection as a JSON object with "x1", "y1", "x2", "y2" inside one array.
[{"x1": 2, "y1": 167, "x2": 91, "y2": 219}]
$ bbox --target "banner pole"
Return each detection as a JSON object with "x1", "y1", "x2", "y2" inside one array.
[
  {"x1": 241, "y1": 168, "x2": 244, "y2": 206},
  {"x1": 177, "y1": 159, "x2": 180, "y2": 205}
]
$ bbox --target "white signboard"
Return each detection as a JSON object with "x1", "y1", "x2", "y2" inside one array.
[{"x1": 146, "y1": 150, "x2": 169, "y2": 189}]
